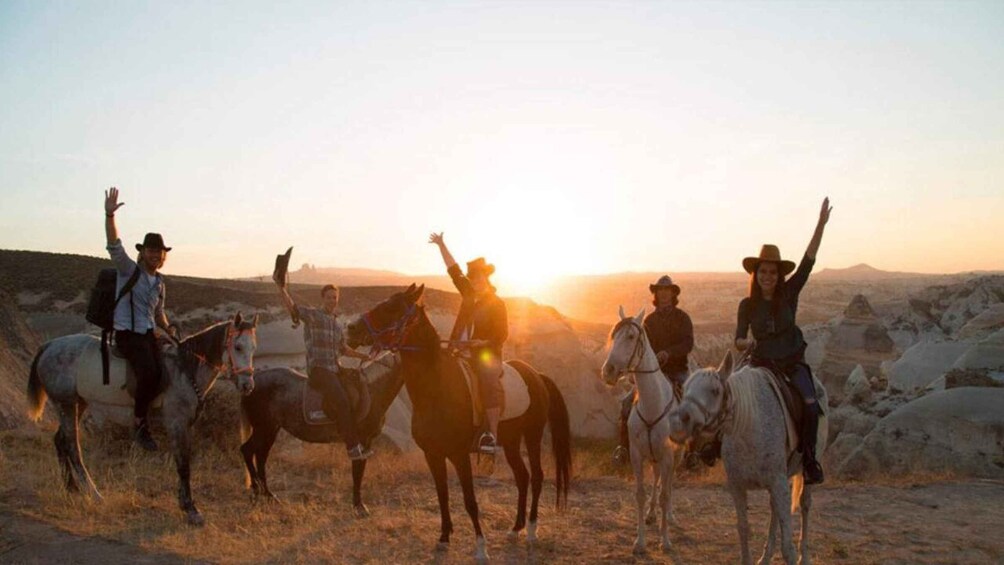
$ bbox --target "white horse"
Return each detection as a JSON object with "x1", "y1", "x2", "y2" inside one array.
[
  {"x1": 668, "y1": 352, "x2": 829, "y2": 565},
  {"x1": 27, "y1": 313, "x2": 258, "y2": 525},
  {"x1": 601, "y1": 306, "x2": 685, "y2": 554}
]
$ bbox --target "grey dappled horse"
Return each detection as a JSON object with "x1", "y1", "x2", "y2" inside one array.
[
  {"x1": 27, "y1": 313, "x2": 257, "y2": 526},
  {"x1": 668, "y1": 352, "x2": 829, "y2": 565},
  {"x1": 601, "y1": 306, "x2": 685, "y2": 555}
]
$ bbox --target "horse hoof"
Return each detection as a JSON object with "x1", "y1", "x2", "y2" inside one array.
[
  {"x1": 661, "y1": 540, "x2": 672, "y2": 553},
  {"x1": 507, "y1": 530, "x2": 520, "y2": 542},
  {"x1": 633, "y1": 541, "x2": 646, "y2": 555},
  {"x1": 354, "y1": 504, "x2": 371, "y2": 519},
  {"x1": 645, "y1": 514, "x2": 657, "y2": 526},
  {"x1": 435, "y1": 541, "x2": 450, "y2": 552},
  {"x1": 187, "y1": 512, "x2": 205, "y2": 527}
]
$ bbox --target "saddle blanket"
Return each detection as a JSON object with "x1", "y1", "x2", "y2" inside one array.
[{"x1": 457, "y1": 360, "x2": 532, "y2": 425}]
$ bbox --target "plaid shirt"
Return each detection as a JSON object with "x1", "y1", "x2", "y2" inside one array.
[{"x1": 296, "y1": 305, "x2": 344, "y2": 373}]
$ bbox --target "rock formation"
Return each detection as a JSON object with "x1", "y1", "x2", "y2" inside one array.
[{"x1": 818, "y1": 294, "x2": 897, "y2": 405}]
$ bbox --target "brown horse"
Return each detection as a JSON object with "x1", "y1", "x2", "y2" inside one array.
[{"x1": 345, "y1": 284, "x2": 571, "y2": 561}]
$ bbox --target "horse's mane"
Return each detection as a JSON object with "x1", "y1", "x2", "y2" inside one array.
[
  {"x1": 173, "y1": 320, "x2": 232, "y2": 376},
  {"x1": 725, "y1": 365, "x2": 767, "y2": 435}
]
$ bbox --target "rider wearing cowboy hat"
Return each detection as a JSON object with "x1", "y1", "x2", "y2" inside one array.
[
  {"x1": 734, "y1": 197, "x2": 833, "y2": 484},
  {"x1": 104, "y1": 187, "x2": 179, "y2": 451},
  {"x1": 612, "y1": 275, "x2": 694, "y2": 465},
  {"x1": 429, "y1": 232, "x2": 508, "y2": 455}
]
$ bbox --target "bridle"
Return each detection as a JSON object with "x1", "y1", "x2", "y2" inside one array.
[
  {"x1": 185, "y1": 325, "x2": 257, "y2": 406},
  {"x1": 360, "y1": 303, "x2": 422, "y2": 354},
  {"x1": 681, "y1": 372, "x2": 731, "y2": 437},
  {"x1": 609, "y1": 318, "x2": 663, "y2": 378}
]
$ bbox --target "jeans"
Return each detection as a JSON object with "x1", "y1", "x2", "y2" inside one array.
[{"x1": 308, "y1": 367, "x2": 360, "y2": 447}]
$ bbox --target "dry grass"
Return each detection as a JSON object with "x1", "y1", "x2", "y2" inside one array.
[{"x1": 2, "y1": 425, "x2": 1002, "y2": 564}]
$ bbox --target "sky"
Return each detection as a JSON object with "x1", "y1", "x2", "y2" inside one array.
[{"x1": 1, "y1": 1, "x2": 1002, "y2": 297}]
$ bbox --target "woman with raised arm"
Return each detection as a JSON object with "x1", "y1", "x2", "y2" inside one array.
[
  {"x1": 735, "y1": 197, "x2": 832, "y2": 484},
  {"x1": 429, "y1": 232, "x2": 508, "y2": 455}
]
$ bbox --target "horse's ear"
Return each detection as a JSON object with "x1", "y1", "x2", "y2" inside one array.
[
  {"x1": 251, "y1": 313, "x2": 259, "y2": 327},
  {"x1": 717, "y1": 350, "x2": 734, "y2": 378},
  {"x1": 413, "y1": 284, "x2": 426, "y2": 303},
  {"x1": 618, "y1": 305, "x2": 626, "y2": 320},
  {"x1": 634, "y1": 307, "x2": 645, "y2": 324},
  {"x1": 234, "y1": 311, "x2": 244, "y2": 327}
]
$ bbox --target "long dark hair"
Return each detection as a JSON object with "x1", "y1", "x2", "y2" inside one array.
[
  {"x1": 651, "y1": 292, "x2": 679, "y2": 308},
  {"x1": 748, "y1": 264, "x2": 787, "y2": 318}
]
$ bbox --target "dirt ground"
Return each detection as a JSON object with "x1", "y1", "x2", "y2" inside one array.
[{"x1": 1, "y1": 427, "x2": 1002, "y2": 564}]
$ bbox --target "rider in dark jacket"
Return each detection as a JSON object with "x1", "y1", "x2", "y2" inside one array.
[{"x1": 429, "y1": 232, "x2": 508, "y2": 454}]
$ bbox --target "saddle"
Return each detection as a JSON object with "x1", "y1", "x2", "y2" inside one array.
[
  {"x1": 302, "y1": 368, "x2": 372, "y2": 426},
  {"x1": 759, "y1": 366, "x2": 806, "y2": 456},
  {"x1": 455, "y1": 357, "x2": 531, "y2": 428}
]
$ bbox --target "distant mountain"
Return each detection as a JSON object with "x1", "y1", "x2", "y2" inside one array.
[{"x1": 815, "y1": 264, "x2": 946, "y2": 280}]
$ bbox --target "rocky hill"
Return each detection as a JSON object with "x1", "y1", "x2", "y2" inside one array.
[{"x1": 0, "y1": 290, "x2": 40, "y2": 430}]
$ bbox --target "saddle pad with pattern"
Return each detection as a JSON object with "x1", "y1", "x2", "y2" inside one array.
[{"x1": 457, "y1": 360, "x2": 531, "y2": 426}]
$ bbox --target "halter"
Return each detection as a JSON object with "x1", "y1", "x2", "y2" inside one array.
[
  {"x1": 609, "y1": 318, "x2": 662, "y2": 378},
  {"x1": 683, "y1": 372, "x2": 732, "y2": 437},
  {"x1": 186, "y1": 325, "x2": 257, "y2": 405},
  {"x1": 360, "y1": 304, "x2": 422, "y2": 354}
]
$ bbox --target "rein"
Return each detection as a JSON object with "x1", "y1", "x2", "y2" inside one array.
[
  {"x1": 180, "y1": 325, "x2": 256, "y2": 410},
  {"x1": 610, "y1": 319, "x2": 662, "y2": 378},
  {"x1": 361, "y1": 304, "x2": 423, "y2": 355}
]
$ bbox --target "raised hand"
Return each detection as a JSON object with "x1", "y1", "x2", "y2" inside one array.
[
  {"x1": 104, "y1": 187, "x2": 125, "y2": 216},
  {"x1": 428, "y1": 232, "x2": 445, "y2": 246},
  {"x1": 818, "y1": 197, "x2": 832, "y2": 226}
]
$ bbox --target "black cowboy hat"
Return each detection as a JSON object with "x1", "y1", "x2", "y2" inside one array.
[
  {"x1": 466, "y1": 257, "x2": 495, "y2": 277},
  {"x1": 649, "y1": 275, "x2": 680, "y2": 294},
  {"x1": 743, "y1": 244, "x2": 795, "y2": 276},
  {"x1": 135, "y1": 233, "x2": 172, "y2": 252}
]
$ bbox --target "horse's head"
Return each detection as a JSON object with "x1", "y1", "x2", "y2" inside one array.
[
  {"x1": 346, "y1": 284, "x2": 425, "y2": 351},
  {"x1": 600, "y1": 305, "x2": 647, "y2": 386},
  {"x1": 667, "y1": 351, "x2": 733, "y2": 444},
  {"x1": 228, "y1": 311, "x2": 258, "y2": 395}
]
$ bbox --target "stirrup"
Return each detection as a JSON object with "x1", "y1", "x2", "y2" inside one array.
[
  {"x1": 803, "y1": 459, "x2": 825, "y2": 485},
  {"x1": 133, "y1": 422, "x2": 158, "y2": 452},
  {"x1": 478, "y1": 432, "x2": 497, "y2": 454},
  {"x1": 347, "y1": 444, "x2": 373, "y2": 461},
  {"x1": 612, "y1": 445, "x2": 629, "y2": 466}
]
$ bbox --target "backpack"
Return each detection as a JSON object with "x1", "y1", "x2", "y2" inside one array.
[
  {"x1": 86, "y1": 267, "x2": 141, "y2": 331},
  {"x1": 85, "y1": 267, "x2": 141, "y2": 384}
]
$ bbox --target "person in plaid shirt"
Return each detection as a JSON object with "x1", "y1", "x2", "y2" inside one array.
[{"x1": 277, "y1": 282, "x2": 372, "y2": 460}]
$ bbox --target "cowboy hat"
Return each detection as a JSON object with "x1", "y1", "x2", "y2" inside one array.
[
  {"x1": 649, "y1": 275, "x2": 680, "y2": 294},
  {"x1": 135, "y1": 233, "x2": 172, "y2": 252},
  {"x1": 743, "y1": 244, "x2": 795, "y2": 276},
  {"x1": 466, "y1": 257, "x2": 495, "y2": 277}
]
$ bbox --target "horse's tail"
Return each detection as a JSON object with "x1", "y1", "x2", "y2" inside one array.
[
  {"x1": 26, "y1": 343, "x2": 51, "y2": 422},
  {"x1": 790, "y1": 473, "x2": 804, "y2": 514},
  {"x1": 540, "y1": 374, "x2": 571, "y2": 510}
]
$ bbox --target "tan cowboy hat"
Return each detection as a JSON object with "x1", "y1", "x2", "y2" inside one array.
[
  {"x1": 743, "y1": 244, "x2": 795, "y2": 276},
  {"x1": 648, "y1": 275, "x2": 680, "y2": 294},
  {"x1": 466, "y1": 257, "x2": 495, "y2": 277}
]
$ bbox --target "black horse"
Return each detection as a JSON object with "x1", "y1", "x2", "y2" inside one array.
[
  {"x1": 238, "y1": 354, "x2": 404, "y2": 516},
  {"x1": 345, "y1": 284, "x2": 571, "y2": 560}
]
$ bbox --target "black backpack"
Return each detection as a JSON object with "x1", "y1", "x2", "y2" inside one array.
[
  {"x1": 85, "y1": 267, "x2": 141, "y2": 384},
  {"x1": 86, "y1": 267, "x2": 141, "y2": 331}
]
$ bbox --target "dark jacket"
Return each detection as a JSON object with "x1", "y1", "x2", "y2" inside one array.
[
  {"x1": 736, "y1": 254, "x2": 815, "y2": 363},
  {"x1": 643, "y1": 306, "x2": 694, "y2": 375},
  {"x1": 447, "y1": 264, "x2": 508, "y2": 356}
]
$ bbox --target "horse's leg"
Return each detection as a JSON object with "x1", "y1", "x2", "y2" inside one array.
[
  {"x1": 728, "y1": 485, "x2": 753, "y2": 565},
  {"x1": 768, "y1": 478, "x2": 797, "y2": 565},
  {"x1": 448, "y1": 452, "x2": 488, "y2": 562},
  {"x1": 352, "y1": 459, "x2": 370, "y2": 518},
  {"x1": 58, "y1": 401, "x2": 102, "y2": 501},
  {"x1": 757, "y1": 504, "x2": 778, "y2": 565},
  {"x1": 525, "y1": 426, "x2": 545, "y2": 544},
  {"x1": 658, "y1": 455, "x2": 674, "y2": 552},
  {"x1": 631, "y1": 449, "x2": 647, "y2": 554},
  {"x1": 423, "y1": 451, "x2": 453, "y2": 549},
  {"x1": 798, "y1": 485, "x2": 812, "y2": 565},
  {"x1": 646, "y1": 461, "x2": 660, "y2": 525},
  {"x1": 239, "y1": 430, "x2": 261, "y2": 499},
  {"x1": 501, "y1": 432, "x2": 528, "y2": 540},
  {"x1": 166, "y1": 416, "x2": 202, "y2": 526},
  {"x1": 53, "y1": 426, "x2": 76, "y2": 492},
  {"x1": 253, "y1": 425, "x2": 280, "y2": 502}
]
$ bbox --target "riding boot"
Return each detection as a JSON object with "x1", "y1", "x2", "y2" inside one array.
[
  {"x1": 801, "y1": 404, "x2": 824, "y2": 485},
  {"x1": 612, "y1": 393, "x2": 633, "y2": 465},
  {"x1": 698, "y1": 434, "x2": 721, "y2": 467},
  {"x1": 133, "y1": 418, "x2": 158, "y2": 452}
]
